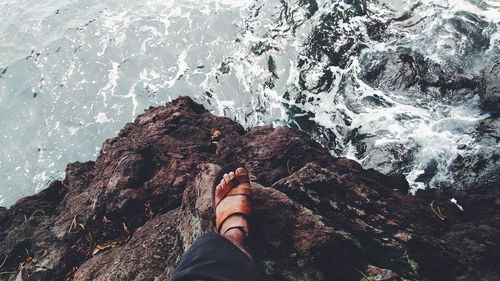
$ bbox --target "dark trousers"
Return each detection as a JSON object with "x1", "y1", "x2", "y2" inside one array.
[{"x1": 169, "y1": 233, "x2": 263, "y2": 281}]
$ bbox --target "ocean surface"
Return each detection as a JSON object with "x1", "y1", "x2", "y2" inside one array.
[{"x1": 0, "y1": 0, "x2": 499, "y2": 207}]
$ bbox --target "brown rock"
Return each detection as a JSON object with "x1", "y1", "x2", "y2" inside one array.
[{"x1": 0, "y1": 97, "x2": 498, "y2": 281}]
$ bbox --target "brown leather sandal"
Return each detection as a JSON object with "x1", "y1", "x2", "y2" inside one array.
[{"x1": 212, "y1": 162, "x2": 252, "y2": 236}]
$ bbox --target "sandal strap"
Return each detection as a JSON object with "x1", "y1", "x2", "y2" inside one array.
[
  {"x1": 223, "y1": 226, "x2": 248, "y2": 237},
  {"x1": 227, "y1": 185, "x2": 251, "y2": 195},
  {"x1": 215, "y1": 183, "x2": 251, "y2": 209},
  {"x1": 216, "y1": 203, "x2": 251, "y2": 233},
  {"x1": 228, "y1": 182, "x2": 251, "y2": 194}
]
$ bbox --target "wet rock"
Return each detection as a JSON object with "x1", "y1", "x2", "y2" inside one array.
[
  {"x1": 0, "y1": 97, "x2": 498, "y2": 281},
  {"x1": 363, "y1": 265, "x2": 400, "y2": 281},
  {"x1": 415, "y1": 159, "x2": 439, "y2": 186},
  {"x1": 358, "y1": 143, "x2": 414, "y2": 177},
  {"x1": 346, "y1": 129, "x2": 414, "y2": 193},
  {"x1": 479, "y1": 59, "x2": 500, "y2": 111},
  {"x1": 303, "y1": 0, "x2": 367, "y2": 69},
  {"x1": 360, "y1": 49, "x2": 482, "y2": 102},
  {"x1": 448, "y1": 114, "x2": 500, "y2": 191},
  {"x1": 447, "y1": 12, "x2": 491, "y2": 57}
]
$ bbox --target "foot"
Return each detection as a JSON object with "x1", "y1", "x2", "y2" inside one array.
[{"x1": 214, "y1": 167, "x2": 252, "y2": 260}]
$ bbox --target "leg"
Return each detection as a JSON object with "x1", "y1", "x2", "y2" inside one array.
[
  {"x1": 170, "y1": 166, "x2": 262, "y2": 281},
  {"x1": 169, "y1": 233, "x2": 261, "y2": 281}
]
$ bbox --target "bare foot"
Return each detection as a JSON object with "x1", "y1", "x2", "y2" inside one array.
[{"x1": 214, "y1": 167, "x2": 252, "y2": 260}]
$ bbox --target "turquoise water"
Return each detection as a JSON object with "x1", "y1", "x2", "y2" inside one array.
[{"x1": 0, "y1": 0, "x2": 499, "y2": 207}]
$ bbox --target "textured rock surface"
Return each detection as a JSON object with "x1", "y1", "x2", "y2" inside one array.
[{"x1": 0, "y1": 97, "x2": 499, "y2": 281}]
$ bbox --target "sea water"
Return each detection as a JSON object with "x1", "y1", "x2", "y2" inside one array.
[{"x1": 0, "y1": 0, "x2": 498, "y2": 206}]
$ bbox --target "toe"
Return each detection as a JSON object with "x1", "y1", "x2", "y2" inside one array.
[
  {"x1": 223, "y1": 173, "x2": 231, "y2": 184},
  {"x1": 223, "y1": 173, "x2": 235, "y2": 191},
  {"x1": 235, "y1": 167, "x2": 250, "y2": 183},
  {"x1": 215, "y1": 178, "x2": 229, "y2": 205},
  {"x1": 220, "y1": 175, "x2": 234, "y2": 196},
  {"x1": 214, "y1": 184, "x2": 225, "y2": 207}
]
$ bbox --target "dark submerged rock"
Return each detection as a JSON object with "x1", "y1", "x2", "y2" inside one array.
[
  {"x1": 303, "y1": 0, "x2": 367, "y2": 69},
  {"x1": 448, "y1": 113, "x2": 500, "y2": 192},
  {"x1": 0, "y1": 97, "x2": 498, "y2": 281},
  {"x1": 359, "y1": 49, "x2": 482, "y2": 102},
  {"x1": 479, "y1": 59, "x2": 500, "y2": 112}
]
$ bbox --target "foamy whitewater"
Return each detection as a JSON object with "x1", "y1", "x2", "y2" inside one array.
[{"x1": 0, "y1": 0, "x2": 499, "y2": 206}]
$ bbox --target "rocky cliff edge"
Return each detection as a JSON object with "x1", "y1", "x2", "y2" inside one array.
[{"x1": 0, "y1": 97, "x2": 498, "y2": 281}]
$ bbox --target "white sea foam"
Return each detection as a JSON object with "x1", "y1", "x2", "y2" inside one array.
[{"x1": 451, "y1": 198, "x2": 465, "y2": 211}]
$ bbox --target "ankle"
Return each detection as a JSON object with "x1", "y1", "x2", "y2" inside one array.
[
  {"x1": 222, "y1": 229, "x2": 253, "y2": 260},
  {"x1": 223, "y1": 228, "x2": 245, "y2": 244}
]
